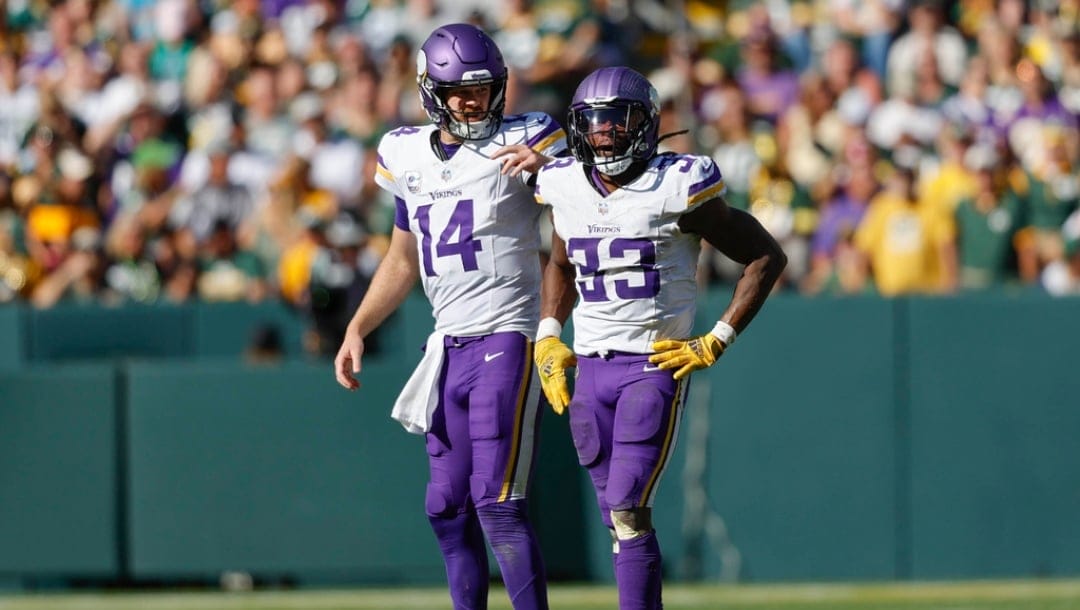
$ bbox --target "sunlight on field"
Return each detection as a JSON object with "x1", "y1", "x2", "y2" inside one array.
[{"x1": 2, "y1": 580, "x2": 1080, "y2": 610}]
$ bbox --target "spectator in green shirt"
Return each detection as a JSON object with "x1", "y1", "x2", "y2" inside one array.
[{"x1": 950, "y1": 145, "x2": 1027, "y2": 291}]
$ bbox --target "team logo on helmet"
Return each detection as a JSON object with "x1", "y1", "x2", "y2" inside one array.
[{"x1": 415, "y1": 50, "x2": 428, "y2": 80}]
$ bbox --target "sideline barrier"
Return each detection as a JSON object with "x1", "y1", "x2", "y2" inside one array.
[
  {"x1": 0, "y1": 365, "x2": 118, "y2": 578},
  {"x1": 1, "y1": 293, "x2": 1078, "y2": 585}
]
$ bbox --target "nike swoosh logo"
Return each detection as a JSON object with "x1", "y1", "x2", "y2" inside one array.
[
  {"x1": 642, "y1": 364, "x2": 662, "y2": 373},
  {"x1": 484, "y1": 352, "x2": 505, "y2": 362}
]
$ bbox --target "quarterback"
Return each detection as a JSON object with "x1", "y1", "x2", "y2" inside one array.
[
  {"x1": 533, "y1": 67, "x2": 786, "y2": 609},
  {"x1": 334, "y1": 24, "x2": 566, "y2": 610}
]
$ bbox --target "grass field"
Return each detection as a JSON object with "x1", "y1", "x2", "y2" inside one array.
[{"x1": 3, "y1": 580, "x2": 1080, "y2": 610}]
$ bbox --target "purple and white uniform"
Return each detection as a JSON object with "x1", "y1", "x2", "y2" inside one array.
[
  {"x1": 535, "y1": 152, "x2": 726, "y2": 514},
  {"x1": 380, "y1": 23, "x2": 569, "y2": 610},
  {"x1": 377, "y1": 114, "x2": 565, "y2": 339},
  {"x1": 375, "y1": 110, "x2": 565, "y2": 610},
  {"x1": 376, "y1": 112, "x2": 565, "y2": 503}
]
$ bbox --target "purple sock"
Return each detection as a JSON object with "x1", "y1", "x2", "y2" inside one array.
[
  {"x1": 429, "y1": 510, "x2": 490, "y2": 609},
  {"x1": 614, "y1": 531, "x2": 663, "y2": 610},
  {"x1": 476, "y1": 500, "x2": 549, "y2": 610}
]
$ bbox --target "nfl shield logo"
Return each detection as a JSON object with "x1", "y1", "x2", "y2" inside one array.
[
  {"x1": 441, "y1": 168, "x2": 452, "y2": 182},
  {"x1": 597, "y1": 200, "x2": 609, "y2": 215},
  {"x1": 405, "y1": 172, "x2": 421, "y2": 194}
]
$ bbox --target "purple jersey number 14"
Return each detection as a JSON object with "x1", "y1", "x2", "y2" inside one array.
[{"x1": 415, "y1": 199, "x2": 483, "y2": 277}]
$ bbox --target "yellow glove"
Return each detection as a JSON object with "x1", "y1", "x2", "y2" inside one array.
[
  {"x1": 534, "y1": 336, "x2": 577, "y2": 415},
  {"x1": 649, "y1": 333, "x2": 726, "y2": 380}
]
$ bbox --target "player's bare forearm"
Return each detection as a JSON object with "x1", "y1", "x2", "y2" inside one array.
[
  {"x1": 540, "y1": 231, "x2": 577, "y2": 324},
  {"x1": 336, "y1": 229, "x2": 420, "y2": 388},
  {"x1": 681, "y1": 198, "x2": 787, "y2": 333},
  {"x1": 346, "y1": 227, "x2": 420, "y2": 339},
  {"x1": 723, "y1": 241, "x2": 786, "y2": 332},
  {"x1": 716, "y1": 209, "x2": 786, "y2": 332}
]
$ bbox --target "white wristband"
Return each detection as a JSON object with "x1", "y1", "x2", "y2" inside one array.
[
  {"x1": 709, "y1": 320, "x2": 737, "y2": 348},
  {"x1": 536, "y1": 317, "x2": 563, "y2": 341}
]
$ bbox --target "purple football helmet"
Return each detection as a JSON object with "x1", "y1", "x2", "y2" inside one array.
[
  {"x1": 568, "y1": 67, "x2": 660, "y2": 175},
  {"x1": 416, "y1": 24, "x2": 507, "y2": 140}
]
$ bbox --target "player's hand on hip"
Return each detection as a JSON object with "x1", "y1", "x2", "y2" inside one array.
[
  {"x1": 649, "y1": 334, "x2": 726, "y2": 380},
  {"x1": 334, "y1": 333, "x2": 366, "y2": 390},
  {"x1": 534, "y1": 337, "x2": 576, "y2": 415},
  {"x1": 491, "y1": 144, "x2": 549, "y2": 176}
]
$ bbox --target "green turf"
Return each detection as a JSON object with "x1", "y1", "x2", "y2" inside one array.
[{"x1": 2, "y1": 580, "x2": 1080, "y2": 610}]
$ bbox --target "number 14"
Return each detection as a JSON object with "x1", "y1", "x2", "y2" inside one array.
[{"x1": 414, "y1": 200, "x2": 482, "y2": 277}]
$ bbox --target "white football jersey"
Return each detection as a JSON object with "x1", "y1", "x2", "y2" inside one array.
[
  {"x1": 535, "y1": 153, "x2": 726, "y2": 355},
  {"x1": 375, "y1": 112, "x2": 567, "y2": 337}
]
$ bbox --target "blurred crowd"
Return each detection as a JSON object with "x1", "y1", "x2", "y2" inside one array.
[
  {"x1": 683, "y1": 0, "x2": 1080, "y2": 298},
  {"x1": 0, "y1": 0, "x2": 1077, "y2": 352}
]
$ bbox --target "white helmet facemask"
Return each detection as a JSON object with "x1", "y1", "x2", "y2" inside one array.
[
  {"x1": 447, "y1": 115, "x2": 494, "y2": 140},
  {"x1": 593, "y1": 153, "x2": 635, "y2": 176}
]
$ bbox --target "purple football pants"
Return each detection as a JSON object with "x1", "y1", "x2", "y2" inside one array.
[
  {"x1": 569, "y1": 352, "x2": 688, "y2": 610},
  {"x1": 424, "y1": 331, "x2": 547, "y2": 610}
]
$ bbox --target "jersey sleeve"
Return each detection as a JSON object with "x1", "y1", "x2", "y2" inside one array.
[
  {"x1": 683, "y1": 155, "x2": 726, "y2": 212},
  {"x1": 532, "y1": 158, "x2": 565, "y2": 207},
  {"x1": 533, "y1": 180, "x2": 546, "y2": 206},
  {"x1": 373, "y1": 135, "x2": 404, "y2": 199},
  {"x1": 517, "y1": 113, "x2": 568, "y2": 188},
  {"x1": 393, "y1": 196, "x2": 409, "y2": 230},
  {"x1": 524, "y1": 112, "x2": 568, "y2": 157}
]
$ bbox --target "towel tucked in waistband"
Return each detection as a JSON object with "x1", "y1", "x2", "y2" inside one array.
[{"x1": 390, "y1": 331, "x2": 445, "y2": 434}]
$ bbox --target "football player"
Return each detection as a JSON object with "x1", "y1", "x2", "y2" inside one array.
[
  {"x1": 334, "y1": 23, "x2": 567, "y2": 610},
  {"x1": 533, "y1": 67, "x2": 786, "y2": 609}
]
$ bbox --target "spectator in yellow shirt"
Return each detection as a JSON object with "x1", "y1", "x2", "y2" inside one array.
[
  {"x1": 854, "y1": 162, "x2": 957, "y2": 296},
  {"x1": 920, "y1": 126, "x2": 979, "y2": 220}
]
